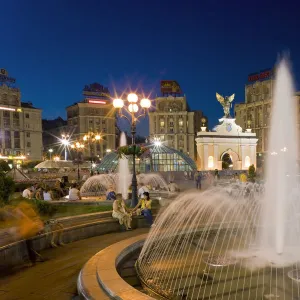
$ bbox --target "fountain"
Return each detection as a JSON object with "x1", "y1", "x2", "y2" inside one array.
[
  {"x1": 80, "y1": 132, "x2": 169, "y2": 199},
  {"x1": 136, "y1": 59, "x2": 300, "y2": 299}
]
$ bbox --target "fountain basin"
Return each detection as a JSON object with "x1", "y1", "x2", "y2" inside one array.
[{"x1": 77, "y1": 234, "x2": 153, "y2": 300}]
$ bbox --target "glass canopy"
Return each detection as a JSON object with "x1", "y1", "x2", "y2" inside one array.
[{"x1": 97, "y1": 144, "x2": 196, "y2": 173}]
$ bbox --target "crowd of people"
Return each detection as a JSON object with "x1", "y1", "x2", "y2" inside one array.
[{"x1": 21, "y1": 177, "x2": 82, "y2": 201}]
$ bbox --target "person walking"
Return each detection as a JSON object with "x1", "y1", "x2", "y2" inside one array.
[{"x1": 194, "y1": 171, "x2": 202, "y2": 190}]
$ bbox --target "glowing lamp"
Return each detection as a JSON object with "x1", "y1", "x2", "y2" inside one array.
[
  {"x1": 106, "y1": 149, "x2": 112, "y2": 153},
  {"x1": 80, "y1": 144, "x2": 84, "y2": 148},
  {"x1": 71, "y1": 145, "x2": 75, "y2": 149},
  {"x1": 154, "y1": 140, "x2": 161, "y2": 146},
  {"x1": 95, "y1": 135, "x2": 101, "y2": 140},
  {"x1": 61, "y1": 139, "x2": 69, "y2": 146},
  {"x1": 48, "y1": 149, "x2": 53, "y2": 153},
  {"x1": 127, "y1": 93, "x2": 138, "y2": 103},
  {"x1": 83, "y1": 135, "x2": 88, "y2": 141},
  {"x1": 140, "y1": 98, "x2": 151, "y2": 109},
  {"x1": 128, "y1": 103, "x2": 139, "y2": 113},
  {"x1": 113, "y1": 98, "x2": 124, "y2": 108}
]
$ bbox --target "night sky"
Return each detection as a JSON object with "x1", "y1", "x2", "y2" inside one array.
[{"x1": 1, "y1": 0, "x2": 300, "y2": 136}]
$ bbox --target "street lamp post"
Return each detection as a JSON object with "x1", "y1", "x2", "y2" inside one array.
[
  {"x1": 61, "y1": 134, "x2": 70, "y2": 161},
  {"x1": 48, "y1": 148, "x2": 53, "y2": 160},
  {"x1": 113, "y1": 93, "x2": 151, "y2": 207},
  {"x1": 71, "y1": 142, "x2": 85, "y2": 181}
]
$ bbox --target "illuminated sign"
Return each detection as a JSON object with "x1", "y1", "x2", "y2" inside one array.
[
  {"x1": 0, "y1": 106, "x2": 15, "y2": 111},
  {"x1": 248, "y1": 69, "x2": 273, "y2": 82},
  {"x1": 160, "y1": 80, "x2": 182, "y2": 95},
  {"x1": 0, "y1": 69, "x2": 16, "y2": 83},
  {"x1": 88, "y1": 99, "x2": 107, "y2": 104}
]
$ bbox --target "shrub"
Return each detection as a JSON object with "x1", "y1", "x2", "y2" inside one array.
[
  {"x1": 0, "y1": 173, "x2": 15, "y2": 206},
  {"x1": 248, "y1": 164, "x2": 256, "y2": 182},
  {"x1": 0, "y1": 161, "x2": 11, "y2": 172},
  {"x1": 31, "y1": 199, "x2": 57, "y2": 216}
]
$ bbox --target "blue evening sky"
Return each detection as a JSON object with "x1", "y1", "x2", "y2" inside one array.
[{"x1": 1, "y1": 0, "x2": 300, "y2": 136}]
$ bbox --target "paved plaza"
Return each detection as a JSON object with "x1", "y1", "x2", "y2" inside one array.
[{"x1": 0, "y1": 228, "x2": 149, "y2": 300}]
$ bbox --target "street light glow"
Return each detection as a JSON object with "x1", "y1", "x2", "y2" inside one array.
[
  {"x1": 128, "y1": 103, "x2": 139, "y2": 113},
  {"x1": 113, "y1": 98, "x2": 124, "y2": 108},
  {"x1": 95, "y1": 134, "x2": 101, "y2": 140},
  {"x1": 61, "y1": 139, "x2": 70, "y2": 146},
  {"x1": 48, "y1": 149, "x2": 53, "y2": 153},
  {"x1": 127, "y1": 93, "x2": 138, "y2": 103},
  {"x1": 140, "y1": 98, "x2": 151, "y2": 109},
  {"x1": 154, "y1": 140, "x2": 162, "y2": 146}
]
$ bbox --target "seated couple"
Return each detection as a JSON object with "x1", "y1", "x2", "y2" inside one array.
[{"x1": 112, "y1": 192, "x2": 154, "y2": 230}]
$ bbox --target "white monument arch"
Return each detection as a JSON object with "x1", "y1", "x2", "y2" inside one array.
[{"x1": 196, "y1": 93, "x2": 258, "y2": 171}]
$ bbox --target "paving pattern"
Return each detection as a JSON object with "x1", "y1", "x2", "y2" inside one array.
[{"x1": 0, "y1": 228, "x2": 149, "y2": 300}]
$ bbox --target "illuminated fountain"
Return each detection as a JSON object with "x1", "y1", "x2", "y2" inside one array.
[
  {"x1": 136, "y1": 59, "x2": 300, "y2": 299},
  {"x1": 80, "y1": 132, "x2": 169, "y2": 199}
]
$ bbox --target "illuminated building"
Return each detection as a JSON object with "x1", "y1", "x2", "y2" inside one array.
[
  {"x1": 0, "y1": 69, "x2": 42, "y2": 161},
  {"x1": 234, "y1": 69, "x2": 300, "y2": 160},
  {"x1": 66, "y1": 83, "x2": 116, "y2": 158},
  {"x1": 149, "y1": 80, "x2": 207, "y2": 161}
]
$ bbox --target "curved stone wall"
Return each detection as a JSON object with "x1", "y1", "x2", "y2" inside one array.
[{"x1": 78, "y1": 234, "x2": 154, "y2": 300}]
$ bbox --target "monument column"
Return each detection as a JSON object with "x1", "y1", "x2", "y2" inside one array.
[
  {"x1": 203, "y1": 144, "x2": 208, "y2": 170},
  {"x1": 240, "y1": 144, "x2": 246, "y2": 169},
  {"x1": 250, "y1": 145, "x2": 256, "y2": 168},
  {"x1": 213, "y1": 144, "x2": 219, "y2": 170}
]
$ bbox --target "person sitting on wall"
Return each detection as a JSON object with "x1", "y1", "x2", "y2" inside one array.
[
  {"x1": 22, "y1": 187, "x2": 33, "y2": 199},
  {"x1": 43, "y1": 187, "x2": 53, "y2": 201},
  {"x1": 106, "y1": 185, "x2": 116, "y2": 201},
  {"x1": 35, "y1": 187, "x2": 44, "y2": 200},
  {"x1": 132, "y1": 192, "x2": 154, "y2": 227},
  {"x1": 112, "y1": 194, "x2": 132, "y2": 230},
  {"x1": 68, "y1": 183, "x2": 81, "y2": 201},
  {"x1": 138, "y1": 182, "x2": 149, "y2": 199},
  {"x1": 168, "y1": 181, "x2": 179, "y2": 192}
]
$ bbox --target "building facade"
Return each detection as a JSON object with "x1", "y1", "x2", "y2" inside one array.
[
  {"x1": 234, "y1": 69, "x2": 300, "y2": 158},
  {"x1": 149, "y1": 85, "x2": 206, "y2": 161},
  {"x1": 234, "y1": 69, "x2": 275, "y2": 155},
  {"x1": 0, "y1": 69, "x2": 43, "y2": 161},
  {"x1": 66, "y1": 83, "x2": 116, "y2": 159}
]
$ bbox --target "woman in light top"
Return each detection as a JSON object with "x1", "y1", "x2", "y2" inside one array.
[
  {"x1": 43, "y1": 187, "x2": 53, "y2": 201},
  {"x1": 112, "y1": 194, "x2": 132, "y2": 230},
  {"x1": 69, "y1": 183, "x2": 81, "y2": 201}
]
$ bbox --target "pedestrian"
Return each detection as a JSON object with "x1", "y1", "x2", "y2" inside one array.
[{"x1": 194, "y1": 171, "x2": 202, "y2": 190}]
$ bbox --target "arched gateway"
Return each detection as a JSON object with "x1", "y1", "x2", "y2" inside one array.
[{"x1": 195, "y1": 93, "x2": 258, "y2": 171}]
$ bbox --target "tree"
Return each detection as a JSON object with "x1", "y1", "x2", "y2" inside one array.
[
  {"x1": 248, "y1": 164, "x2": 256, "y2": 182},
  {"x1": 0, "y1": 173, "x2": 15, "y2": 206},
  {"x1": 0, "y1": 160, "x2": 11, "y2": 173}
]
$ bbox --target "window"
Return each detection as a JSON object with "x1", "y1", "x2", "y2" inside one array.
[
  {"x1": 89, "y1": 120, "x2": 93, "y2": 124},
  {"x1": 102, "y1": 119, "x2": 106, "y2": 124},
  {"x1": 26, "y1": 132, "x2": 30, "y2": 138},
  {"x1": 3, "y1": 111, "x2": 9, "y2": 118},
  {"x1": 160, "y1": 120, "x2": 165, "y2": 127},
  {"x1": 25, "y1": 113, "x2": 29, "y2": 118},
  {"x1": 179, "y1": 119, "x2": 183, "y2": 126},
  {"x1": 170, "y1": 128, "x2": 174, "y2": 133},
  {"x1": 27, "y1": 142, "x2": 31, "y2": 147},
  {"x1": 5, "y1": 131, "x2": 11, "y2": 148},
  {"x1": 14, "y1": 131, "x2": 20, "y2": 138}
]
